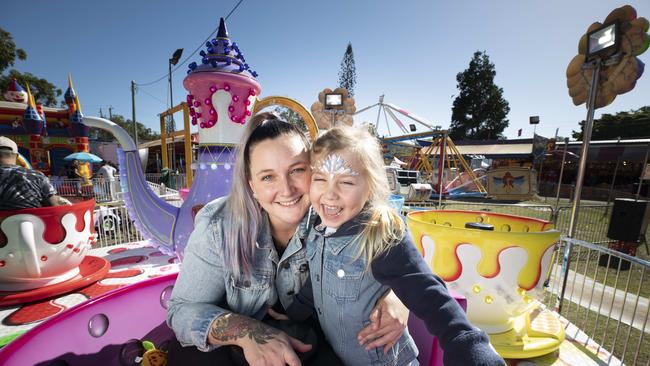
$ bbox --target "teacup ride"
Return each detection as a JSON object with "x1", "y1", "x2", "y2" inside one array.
[
  {"x1": 407, "y1": 210, "x2": 564, "y2": 359},
  {"x1": 0, "y1": 199, "x2": 109, "y2": 306}
]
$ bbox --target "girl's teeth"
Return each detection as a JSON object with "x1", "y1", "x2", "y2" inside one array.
[{"x1": 324, "y1": 205, "x2": 341, "y2": 216}]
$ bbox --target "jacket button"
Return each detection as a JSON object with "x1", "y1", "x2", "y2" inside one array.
[
  {"x1": 281, "y1": 261, "x2": 290, "y2": 269},
  {"x1": 315, "y1": 274, "x2": 320, "y2": 282},
  {"x1": 287, "y1": 290, "x2": 295, "y2": 296},
  {"x1": 243, "y1": 280, "x2": 251, "y2": 288}
]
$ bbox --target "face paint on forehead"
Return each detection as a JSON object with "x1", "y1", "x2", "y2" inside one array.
[{"x1": 315, "y1": 153, "x2": 360, "y2": 178}]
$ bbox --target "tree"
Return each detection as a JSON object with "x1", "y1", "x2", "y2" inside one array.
[
  {"x1": 0, "y1": 27, "x2": 26, "y2": 73},
  {"x1": 338, "y1": 42, "x2": 357, "y2": 97},
  {"x1": 273, "y1": 106, "x2": 309, "y2": 134},
  {"x1": 92, "y1": 113, "x2": 161, "y2": 142},
  {"x1": 572, "y1": 106, "x2": 650, "y2": 140},
  {"x1": 449, "y1": 51, "x2": 510, "y2": 140},
  {"x1": 0, "y1": 27, "x2": 62, "y2": 106}
]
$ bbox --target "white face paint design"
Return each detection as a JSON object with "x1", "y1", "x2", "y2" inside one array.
[{"x1": 316, "y1": 153, "x2": 359, "y2": 179}]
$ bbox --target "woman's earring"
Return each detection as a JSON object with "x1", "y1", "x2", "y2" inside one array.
[{"x1": 252, "y1": 192, "x2": 258, "y2": 200}]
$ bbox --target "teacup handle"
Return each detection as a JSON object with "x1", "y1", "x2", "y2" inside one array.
[{"x1": 18, "y1": 220, "x2": 42, "y2": 278}]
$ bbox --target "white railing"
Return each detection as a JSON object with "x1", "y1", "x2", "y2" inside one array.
[{"x1": 542, "y1": 237, "x2": 650, "y2": 365}]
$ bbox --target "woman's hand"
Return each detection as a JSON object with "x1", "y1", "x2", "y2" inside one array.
[
  {"x1": 357, "y1": 290, "x2": 409, "y2": 354},
  {"x1": 209, "y1": 313, "x2": 312, "y2": 366}
]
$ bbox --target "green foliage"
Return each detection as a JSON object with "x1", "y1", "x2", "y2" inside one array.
[
  {"x1": 92, "y1": 113, "x2": 161, "y2": 142},
  {"x1": 273, "y1": 106, "x2": 309, "y2": 134},
  {"x1": 572, "y1": 106, "x2": 650, "y2": 140},
  {"x1": 449, "y1": 51, "x2": 510, "y2": 140},
  {"x1": 0, "y1": 27, "x2": 26, "y2": 73},
  {"x1": 0, "y1": 70, "x2": 62, "y2": 106},
  {"x1": 338, "y1": 42, "x2": 357, "y2": 97}
]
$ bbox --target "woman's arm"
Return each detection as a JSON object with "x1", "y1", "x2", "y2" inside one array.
[
  {"x1": 208, "y1": 313, "x2": 311, "y2": 366},
  {"x1": 357, "y1": 290, "x2": 409, "y2": 354},
  {"x1": 166, "y1": 202, "x2": 233, "y2": 351},
  {"x1": 167, "y1": 201, "x2": 311, "y2": 365}
]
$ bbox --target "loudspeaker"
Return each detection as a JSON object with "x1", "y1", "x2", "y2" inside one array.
[{"x1": 607, "y1": 198, "x2": 650, "y2": 241}]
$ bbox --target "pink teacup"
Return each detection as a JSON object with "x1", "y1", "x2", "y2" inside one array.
[{"x1": 0, "y1": 200, "x2": 95, "y2": 291}]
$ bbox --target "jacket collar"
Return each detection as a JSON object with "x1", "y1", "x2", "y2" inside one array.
[
  {"x1": 313, "y1": 211, "x2": 370, "y2": 255},
  {"x1": 256, "y1": 207, "x2": 315, "y2": 257}
]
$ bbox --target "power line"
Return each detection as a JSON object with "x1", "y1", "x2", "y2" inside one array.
[
  {"x1": 136, "y1": 85, "x2": 169, "y2": 106},
  {"x1": 134, "y1": 0, "x2": 246, "y2": 87}
]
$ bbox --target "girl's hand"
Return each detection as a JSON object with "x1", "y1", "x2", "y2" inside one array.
[
  {"x1": 357, "y1": 290, "x2": 409, "y2": 354},
  {"x1": 209, "y1": 313, "x2": 312, "y2": 366}
]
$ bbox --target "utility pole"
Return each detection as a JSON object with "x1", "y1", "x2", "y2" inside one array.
[
  {"x1": 108, "y1": 106, "x2": 113, "y2": 120},
  {"x1": 99, "y1": 108, "x2": 104, "y2": 118},
  {"x1": 131, "y1": 80, "x2": 138, "y2": 147}
]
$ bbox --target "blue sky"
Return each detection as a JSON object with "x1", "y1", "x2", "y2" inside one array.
[{"x1": 2, "y1": 0, "x2": 649, "y2": 140}]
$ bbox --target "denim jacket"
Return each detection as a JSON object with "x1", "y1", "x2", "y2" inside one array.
[
  {"x1": 306, "y1": 216, "x2": 418, "y2": 366},
  {"x1": 304, "y1": 213, "x2": 505, "y2": 366},
  {"x1": 166, "y1": 196, "x2": 313, "y2": 351}
]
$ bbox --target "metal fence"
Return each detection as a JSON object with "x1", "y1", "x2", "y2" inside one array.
[
  {"x1": 541, "y1": 237, "x2": 650, "y2": 365},
  {"x1": 52, "y1": 178, "x2": 122, "y2": 203},
  {"x1": 144, "y1": 173, "x2": 187, "y2": 191},
  {"x1": 93, "y1": 204, "x2": 145, "y2": 247}
]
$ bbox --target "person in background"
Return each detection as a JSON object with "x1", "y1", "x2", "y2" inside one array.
[
  {"x1": 0, "y1": 136, "x2": 70, "y2": 210},
  {"x1": 68, "y1": 159, "x2": 84, "y2": 196},
  {"x1": 96, "y1": 160, "x2": 118, "y2": 201}
]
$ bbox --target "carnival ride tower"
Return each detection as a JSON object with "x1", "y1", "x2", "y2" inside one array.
[{"x1": 82, "y1": 18, "x2": 261, "y2": 257}]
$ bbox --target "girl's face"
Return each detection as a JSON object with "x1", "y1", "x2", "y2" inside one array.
[
  {"x1": 310, "y1": 150, "x2": 370, "y2": 229},
  {"x1": 248, "y1": 134, "x2": 312, "y2": 233}
]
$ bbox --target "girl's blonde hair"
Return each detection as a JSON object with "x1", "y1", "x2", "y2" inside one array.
[
  {"x1": 311, "y1": 125, "x2": 405, "y2": 264},
  {"x1": 224, "y1": 112, "x2": 310, "y2": 278}
]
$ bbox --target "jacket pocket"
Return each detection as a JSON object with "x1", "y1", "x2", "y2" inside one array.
[
  {"x1": 323, "y1": 254, "x2": 365, "y2": 304},
  {"x1": 228, "y1": 272, "x2": 273, "y2": 316}
]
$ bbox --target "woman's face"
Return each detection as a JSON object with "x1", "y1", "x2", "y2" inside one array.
[{"x1": 248, "y1": 134, "x2": 312, "y2": 233}]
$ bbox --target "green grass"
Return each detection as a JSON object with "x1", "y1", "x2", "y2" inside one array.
[{"x1": 558, "y1": 299, "x2": 649, "y2": 365}]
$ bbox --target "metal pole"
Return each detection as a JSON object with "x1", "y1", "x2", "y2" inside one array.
[
  {"x1": 168, "y1": 60, "x2": 176, "y2": 171},
  {"x1": 131, "y1": 80, "x2": 138, "y2": 147},
  {"x1": 636, "y1": 142, "x2": 650, "y2": 200},
  {"x1": 607, "y1": 153, "x2": 621, "y2": 206},
  {"x1": 555, "y1": 137, "x2": 569, "y2": 208},
  {"x1": 438, "y1": 132, "x2": 447, "y2": 209},
  {"x1": 558, "y1": 60, "x2": 601, "y2": 314},
  {"x1": 538, "y1": 157, "x2": 545, "y2": 199}
]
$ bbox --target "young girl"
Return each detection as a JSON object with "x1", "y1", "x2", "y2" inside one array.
[{"x1": 301, "y1": 126, "x2": 504, "y2": 365}]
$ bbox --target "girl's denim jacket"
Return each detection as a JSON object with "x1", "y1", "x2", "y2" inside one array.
[
  {"x1": 166, "y1": 197, "x2": 313, "y2": 351},
  {"x1": 302, "y1": 213, "x2": 504, "y2": 366}
]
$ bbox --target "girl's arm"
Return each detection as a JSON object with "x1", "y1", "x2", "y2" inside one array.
[{"x1": 371, "y1": 235, "x2": 505, "y2": 366}]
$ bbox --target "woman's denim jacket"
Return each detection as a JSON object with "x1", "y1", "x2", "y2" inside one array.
[
  {"x1": 305, "y1": 217, "x2": 418, "y2": 366},
  {"x1": 166, "y1": 197, "x2": 313, "y2": 351}
]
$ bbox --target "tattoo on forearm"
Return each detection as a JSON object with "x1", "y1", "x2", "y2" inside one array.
[{"x1": 210, "y1": 314, "x2": 280, "y2": 344}]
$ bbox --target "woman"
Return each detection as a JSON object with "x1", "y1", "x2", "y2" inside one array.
[{"x1": 167, "y1": 113, "x2": 407, "y2": 365}]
